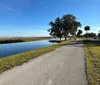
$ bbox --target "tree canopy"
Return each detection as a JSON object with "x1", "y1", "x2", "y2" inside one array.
[
  {"x1": 48, "y1": 14, "x2": 82, "y2": 40},
  {"x1": 84, "y1": 32, "x2": 96, "y2": 38},
  {"x1": 84, "y1": 26, "x2": 90, "y2": 32}
]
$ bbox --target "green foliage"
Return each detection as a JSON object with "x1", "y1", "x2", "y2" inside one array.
[
  {"x1": 84, "y1": 32, "x2": 96, "y2": 38},
  {"x1": 49, "y1": 17, "x2": 63, "y2": 40},
  {"x1": 77, "y1": 29, "x2": 83, "y2": 37},
  {"x1": 0, "y1": 40, "x2": 73, "y2": 73},
  {"x1": 48, "y1": 14, "x2": 82, "y2": 40},
  {"x1": 84, "y1": 26, "x2": 91, "y2": 39},
  {"x1": 84, "y1": 26, "x2": 90, "y2": 31},
  {"x1": 62, "y1": 14, "x2": 81, "y2": 40},
  {"x1": 84, "y1": 40, "x2": 100, "y2": 85}
]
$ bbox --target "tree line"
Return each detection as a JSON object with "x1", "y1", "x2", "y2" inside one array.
[{"x1": 48, "y1": 14, "x2": 100, "y2": 40}]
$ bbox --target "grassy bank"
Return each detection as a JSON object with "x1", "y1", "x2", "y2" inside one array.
[
  {"x1": 0, "y1": 37, "x2": 49, "y2": 44},
  {"x1": 0, "y1": 40, "x2": 73, "y2": 73},
  {"x1": 84, "y1": 40, "x2": 100, "y2": 85}
]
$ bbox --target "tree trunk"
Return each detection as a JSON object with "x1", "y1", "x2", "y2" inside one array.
[
  {"x1": 86, "y1": 31, "x2": 88, "y2": 39},
  {"x1": 65, "y1": 37, "x2": 67, "y2": 40},
  {"x1": 73, "y1": 34, "x2": 76, "y2": 40},
  {"x1": 64, "y1": 33, "x2": 68, "y2": 41}
]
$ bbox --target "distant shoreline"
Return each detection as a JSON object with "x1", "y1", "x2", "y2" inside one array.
[{"x1": 0, "y1": 37, "x2": 50, "y2": 44}]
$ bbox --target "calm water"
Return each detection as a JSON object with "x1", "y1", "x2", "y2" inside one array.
[{"x1": 0, "y1": 40, "x2": 55, "y2": 58}]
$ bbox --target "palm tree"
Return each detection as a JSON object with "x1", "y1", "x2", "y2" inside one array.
[
  {"x1": 84, "y1": 26, "x2": 90, "y2": 38},
  {"x1": 84, "y1": 26, "x2": 90, "y2": 33}
]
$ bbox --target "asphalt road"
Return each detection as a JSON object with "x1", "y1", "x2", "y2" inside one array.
[{"x1": 0, "y1": 40, "x2": 88, "y2": 85}]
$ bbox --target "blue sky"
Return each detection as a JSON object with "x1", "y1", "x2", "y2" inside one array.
[{"x1": 0, "y1": 0, "x2": 100, "y2": 37}]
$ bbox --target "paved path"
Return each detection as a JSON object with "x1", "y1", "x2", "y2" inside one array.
[{"x1": 0, "y1": 40, "x2": 88, "y2": 85}]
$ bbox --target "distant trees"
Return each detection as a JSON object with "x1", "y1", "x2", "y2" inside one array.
[
  {"x1": 84, "y1": 32, "x2": 96, "y2": 38},
  {"x1": 48, "y1": 14, "x2": 82, "y2": 40}
]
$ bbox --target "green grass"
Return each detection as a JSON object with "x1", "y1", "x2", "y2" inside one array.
[
  {"x1": 0, "y1": 40, "x2": 73, "y2": 73},
  {"x1": 0, "y1": 37, "x2": 49, "y2": 44},
  {"x1": 76, "y1": 38, "x2": 84, "y2": 40},
  {"x1": 84, "y1": 40, "x2": 100, "y2": 85}
]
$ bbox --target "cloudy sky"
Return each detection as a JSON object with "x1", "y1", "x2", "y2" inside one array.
[{"x1": 0, "y1": 0, "x2": 100, "y2": 37}]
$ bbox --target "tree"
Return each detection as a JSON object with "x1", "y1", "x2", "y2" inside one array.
[
  {"x1": 62, "y1": 15, "x2": 71, "y2": 40},
  {"x1": 84, "y1": 26, "x2": 90, "y2": 38},
  {"x1": 54, "y1": 17, "x2": 63, "y2": 40},
  {"x1": 70, "y1": 21, "x2": 81, "y2": 40},
  {"x1": 48, "y1": 21, "x2": 56, "y2": 37},
  {"x1": 48, "y1": 14, "x2": 82, "y2": 41},
  {"x1": 48, "y1": 17, "x2": 63, "y2": 41},
  {"x1": 77, "y1": 29, "x2": 83, "y2": 37},
  {"x1": 62, "y1": 14, "x2": 81, "y2": 40}
]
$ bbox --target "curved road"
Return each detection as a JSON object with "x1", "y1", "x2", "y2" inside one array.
[{"x1": 0, "y1": 40, "x2": 88, "y2": 85}]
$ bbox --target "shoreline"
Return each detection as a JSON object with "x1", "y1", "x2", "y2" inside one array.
[{"x1": 0, "y1": 37, "x2": 49, "y2": 44}]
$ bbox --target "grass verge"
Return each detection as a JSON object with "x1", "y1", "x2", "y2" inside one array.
[
  {"x1": 0, "y1": 40, "x2": 73, "y2": 73},
  {"x1": 84, "y1": 40, "x2": 100, "y2": 85}
]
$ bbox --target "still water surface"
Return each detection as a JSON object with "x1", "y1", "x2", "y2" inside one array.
[{"x1": 0, "y1": 40, "x2": 55, "y2": 58}]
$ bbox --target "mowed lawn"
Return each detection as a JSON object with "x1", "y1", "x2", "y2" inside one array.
[{"x1": 84, "y1": 40, "x2": 100, "y2": 85}]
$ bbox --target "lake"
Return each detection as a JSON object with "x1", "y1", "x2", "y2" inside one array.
[{"x1": 0, "y1": 40, "x2": 56, "y2": 58}]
